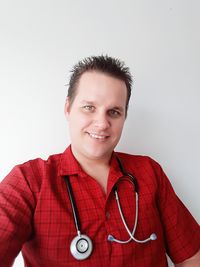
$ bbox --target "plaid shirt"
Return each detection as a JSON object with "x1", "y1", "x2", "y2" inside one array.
[{"x1": 0, "y1": 146, "x2": 199, "y2": 267}]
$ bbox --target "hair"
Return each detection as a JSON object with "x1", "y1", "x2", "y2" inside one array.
[{"x1": 67, "y1": 55, "x2": 133, "y2": 116}]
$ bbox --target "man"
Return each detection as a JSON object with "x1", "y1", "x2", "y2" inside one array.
[{"x1": 0, "y1": 55, "x2": 199, "y2": 266}]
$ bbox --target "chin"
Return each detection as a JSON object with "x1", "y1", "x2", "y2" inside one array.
[{"x1": 84, "y1": 148, "x2": 112, "y2": 160}]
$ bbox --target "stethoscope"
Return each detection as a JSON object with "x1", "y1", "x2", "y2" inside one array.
[{"x1": 64, "y1": 156, "x2": 157, "y2": 261}]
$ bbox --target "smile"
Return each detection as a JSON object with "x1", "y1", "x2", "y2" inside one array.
[{"x1": 88, "y1": 133, "x2": 109, "y2": 140}]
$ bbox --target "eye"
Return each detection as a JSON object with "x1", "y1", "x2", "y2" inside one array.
[
  {"x1": 82, "y1": 105, "x2": 95, "y2": 112},
  {"x1": 108, "y1": 109, "x2": 121, "y2": 117}
]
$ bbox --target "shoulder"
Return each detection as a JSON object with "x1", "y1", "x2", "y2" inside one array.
[
  {"x1": 15, "y1": 151, "x2": 62, "y2": 175},
  {"x1": 2, "y1": 152, "x2": 63, "y2": 192}
]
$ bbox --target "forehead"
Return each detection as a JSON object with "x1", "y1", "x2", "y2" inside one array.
[{"x1": 75, "y1": 71, "x2": 127, "y2": 104}]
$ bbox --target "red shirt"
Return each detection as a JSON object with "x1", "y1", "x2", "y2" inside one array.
[{"x1": 0, "y1": 146, "x2": 199, "y2": 267}]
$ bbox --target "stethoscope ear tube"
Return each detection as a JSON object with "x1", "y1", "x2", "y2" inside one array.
[
  {"x1": 109, "y1": 189, "x2": 157, "y2": 243},
  {"x1": 109, "y1": 156, "x2": 157, "y2": 244}
]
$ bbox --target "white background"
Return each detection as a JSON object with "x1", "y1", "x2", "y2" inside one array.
[{"x1": 0, "y1": 1, "x2": 199, "y2": 266}]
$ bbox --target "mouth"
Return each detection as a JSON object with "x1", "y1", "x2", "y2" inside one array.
[{"x1": 87, "y1": 132, "x2": 109, "y2": 140}]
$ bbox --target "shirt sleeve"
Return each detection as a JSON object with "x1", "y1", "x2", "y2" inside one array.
[
  {"x1": 152, "y1": 160, "x2": 200, "y2": 264},
  {"x1": 0, "y1": 165, "x2": 36, "y2": 267}
]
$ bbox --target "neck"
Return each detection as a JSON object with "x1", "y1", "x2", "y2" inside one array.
[
  {"x1": 71, "y1": 147, "x2": 112, "y2": 168},
  {"x1": 70, "y1": 146, "x2": 112, "y2": 193}
]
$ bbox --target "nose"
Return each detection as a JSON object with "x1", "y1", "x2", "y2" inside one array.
[{"x1": 93, "y1": 112, "x2": 110, "y2": 130}]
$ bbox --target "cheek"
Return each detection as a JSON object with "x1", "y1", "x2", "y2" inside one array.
[
  {"x1": 69, "y1": 113, "x2": 92, "y2": 131},
  {"x1": 113, "y1": 120, "x2": 125, "y2": 133}
]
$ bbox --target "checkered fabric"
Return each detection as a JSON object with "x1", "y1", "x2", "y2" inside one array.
[{"x1": 0, "y1": 146, "x2": 199, "y2": 266}]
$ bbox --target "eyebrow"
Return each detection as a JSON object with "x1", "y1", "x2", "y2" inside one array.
[
  {"x1": 111, "y1": 106, "x2": 125, "y2": 112},
  {"x1": 80, "y1": 100, "x2": 95, "y2": 105}
]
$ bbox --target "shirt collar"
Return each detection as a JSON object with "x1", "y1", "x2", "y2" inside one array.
[
  {"x1": 59, "y1": 145, "x2": 83, "y2": 176},
  {"x1": 58, "y1": 145, "x2": 124, "y2": 185}
]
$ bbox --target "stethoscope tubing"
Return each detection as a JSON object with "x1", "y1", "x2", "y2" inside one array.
[
  {"x1": 64, "y1": 155, "x2": 157, "y2": 260},
  {"x1": 64, "y1": 175, "x2": 81, "y2": 235},
  {"x1": 108, "y1": 190, "x2": 139, "y2": 244}
]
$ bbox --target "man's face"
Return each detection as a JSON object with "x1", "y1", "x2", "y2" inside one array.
[{"x1": 65, "y1": 71, "x2": 127, "y2": 163}]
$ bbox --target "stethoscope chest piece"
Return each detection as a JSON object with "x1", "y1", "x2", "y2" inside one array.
[{"x1": 70, "y1": 234, "x2": 93, "y2": 260}]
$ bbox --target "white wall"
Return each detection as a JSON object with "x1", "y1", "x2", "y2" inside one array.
[{"x1": 0, "y1": 1, "x2": 199, "y2": 266}]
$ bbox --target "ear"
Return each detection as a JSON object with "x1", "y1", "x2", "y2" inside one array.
[{"x1": 64, "y1": 97, "x2": 70, "y2": 119}]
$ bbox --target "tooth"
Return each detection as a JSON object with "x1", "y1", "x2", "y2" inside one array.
[{"x1": 89, "y1": 133, "x2": 106, "y2": 139}]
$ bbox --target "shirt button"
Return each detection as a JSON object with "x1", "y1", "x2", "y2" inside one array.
[{"x1": 106, "y1": 212, "x2": 110, "y2": 219}]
